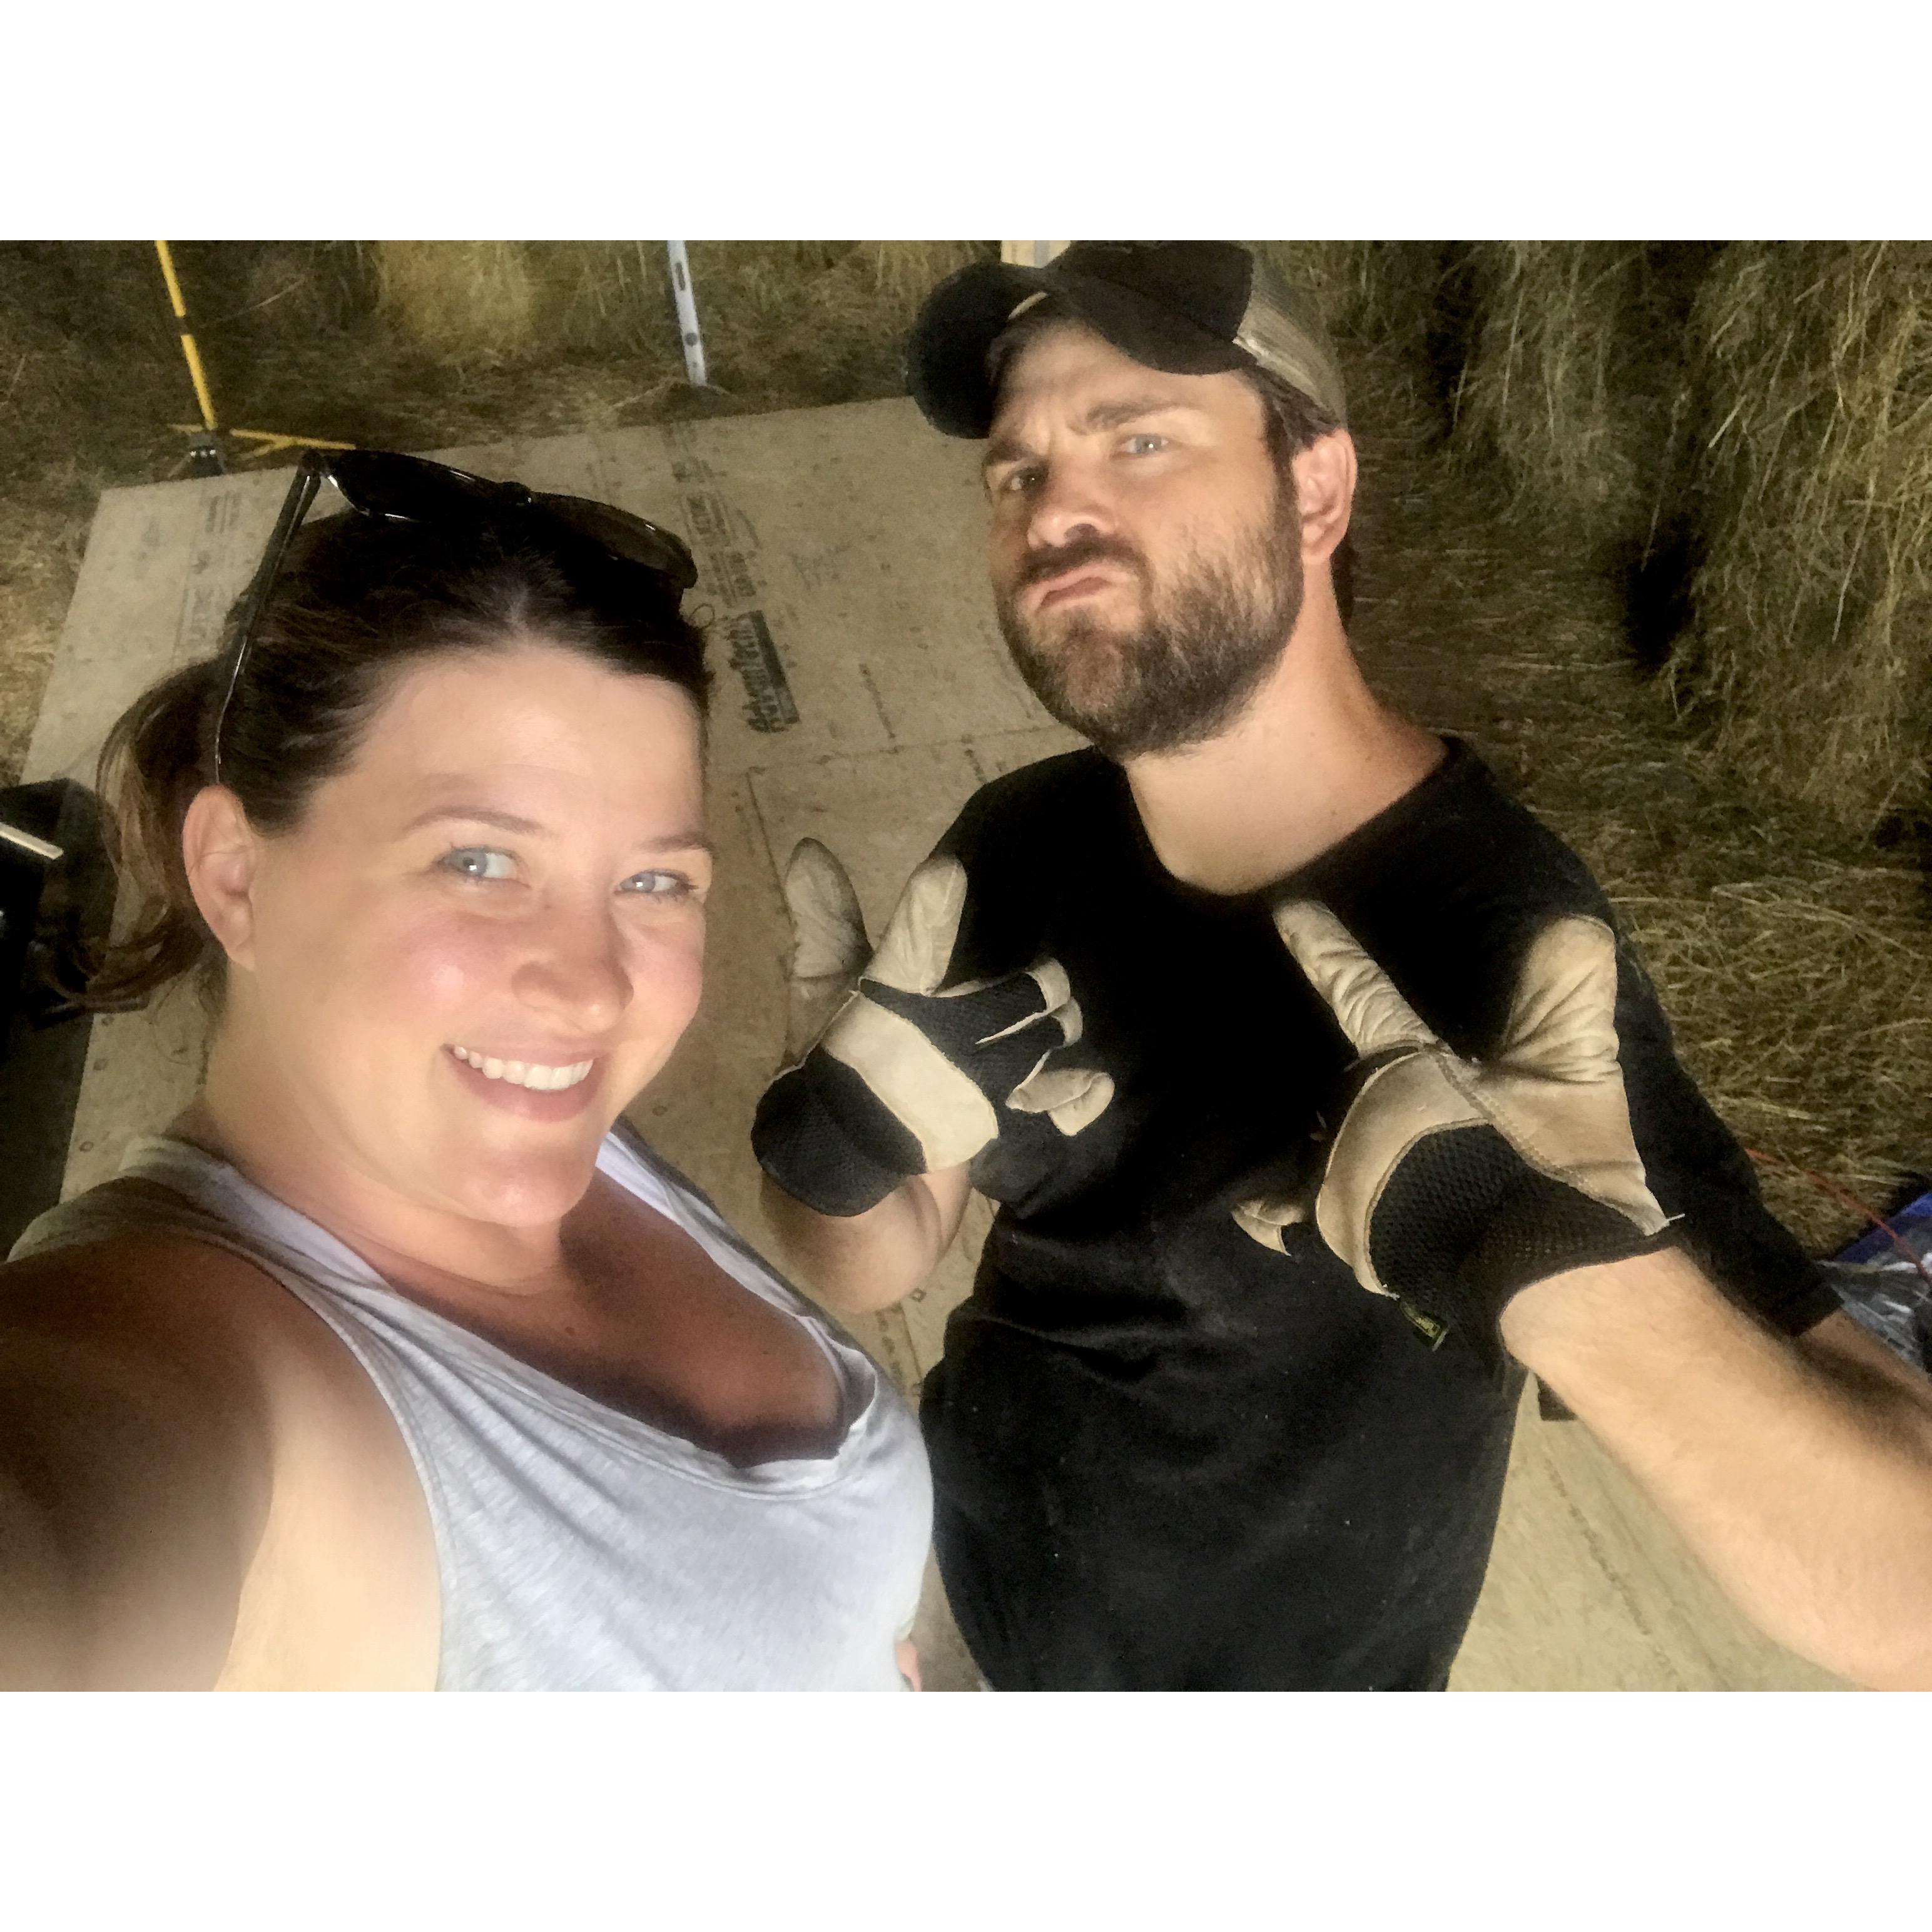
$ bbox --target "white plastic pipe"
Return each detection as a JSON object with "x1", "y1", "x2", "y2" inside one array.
[{"x1": 665, "y1": 242, "x2": 709, "y2": 387}]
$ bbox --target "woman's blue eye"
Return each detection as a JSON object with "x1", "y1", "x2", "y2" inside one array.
[
  {"x1": 1124, "y1": 434, "x2": 1167, "y2": 455},
  {"x1": 442, "y1": 847, "x2": 515, "y2": 881},
  {"x1": 619, "y1": 870, "x2": 694, "y2": 899}
]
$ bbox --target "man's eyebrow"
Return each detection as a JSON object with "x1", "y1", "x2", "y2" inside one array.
[
  {"x1": 401, "y1": 806, "x2": 714, "y2": 858},
  {"x1": 1076, "y1": 396, "x2": 1201, "y2": 434},
  {"x1": 984, "y1": 395, "x2": 1205, "y2": 470},
  {"x1": 982, "y1": 432, "x2": 1033, "y2": 474}
]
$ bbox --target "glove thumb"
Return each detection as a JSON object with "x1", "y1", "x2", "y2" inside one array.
[
  {"x1": 1008, "y1": 1064, "x2": 1115, "y2": 1136},
  {"x1": 1231, "y1": 1191, "x2": 1313, "y2": 1255},
  {"x1": 781, "y1": 837, "x2": 870, "y2": 1063}
]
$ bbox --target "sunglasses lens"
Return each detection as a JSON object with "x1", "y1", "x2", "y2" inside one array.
[
  {"x1": 539, "y1": 496, "x2": 699, "y2": 592},
  {"x1": 327, "y1": 451, "x2": 696, "y2": 597},
  {"x1": 330, "y1": 450, "x2": 504, "y2": 523}
]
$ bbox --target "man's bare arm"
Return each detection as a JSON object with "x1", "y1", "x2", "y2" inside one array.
[
  {"x1": 761, "y1": 1163, "x2": 973, "y2": 1316},
  {"x1": 1502, "y1": 1247, "x2": 1932, "y2": 1690}
]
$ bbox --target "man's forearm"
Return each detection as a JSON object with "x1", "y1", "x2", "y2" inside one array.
[
  {"x1": 1502, "y1": 1246, "x2": 1932, "y2": 1689},
  {"x1": 760, "y1": 1165, "x2": 969, "y2": 1315}
]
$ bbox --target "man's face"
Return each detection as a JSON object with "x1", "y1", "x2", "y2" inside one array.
[{"x1": 982, "y1": 321, "x2": 1304, "y2": 761}]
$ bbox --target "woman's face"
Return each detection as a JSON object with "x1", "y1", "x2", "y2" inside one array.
[{"x1": 231, "y1": 642, "x2": 711, "y2": 1229}]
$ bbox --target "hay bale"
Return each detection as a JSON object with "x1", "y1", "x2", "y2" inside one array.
[
  {"x1": 676, "y1": 242, "x2": 994, "y2": 405},
  {"x1": 524, "y1": 242, "x2": 676, "y2": 357},
  {"x1": 1247, "y1": 241, "x2": 1443, "y2": 352},
  {"x1": 370, "y1": 242, "x2": 997, "y2": 390},
  {"x1": 1667, "y1": 241, "x2": 1932, "y2": 835},
  {"x1": 375, "y1": 242, "x2": 540, "y2": 362},
  {"x1": 362, "y1": 242, "x2": 1433, "y2": 402},
  {"x1": 1243, "y1": 243, "x2": 1463, "y2": 465},
  {"x1": 218, "y1": 242, "x2": 380, "y2": 335},
  {"x1": 861, "y1": 241, "x2": 994, "y2": 325},
  {"x1": 1446, "y1": 242, "x2": 1716, "y2": 557}
]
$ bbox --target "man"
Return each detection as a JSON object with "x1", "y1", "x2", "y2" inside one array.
[{"x1": 753, "y1": 242, "x2": 1932, "y2": 1690}]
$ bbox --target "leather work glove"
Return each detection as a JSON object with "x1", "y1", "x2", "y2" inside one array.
[
  {"x1": 753, "y1": 838, "x2": 1114, "y2": 1217},
  {"x1": 1234, "y1": 901, "x2": 1675, "y2": 1372}
]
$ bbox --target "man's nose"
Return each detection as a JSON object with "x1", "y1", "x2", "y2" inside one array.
[
  {"x1": 1025, "y1": 460, "x2": 1115, "y2": 553},
  {"x1": 512, "y1": 902, "x2": 632, "y2": 1034}
]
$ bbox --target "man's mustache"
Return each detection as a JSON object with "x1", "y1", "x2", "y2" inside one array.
[{"x1": 1012, "y1": 534, "x2": 1147, "y2": 593}]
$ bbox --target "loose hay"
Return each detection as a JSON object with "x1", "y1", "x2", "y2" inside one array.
[
  {"x1": 1447, "y1": 242, "x2": 1716, "y2": 560},
  {"x1": 1607, "y1": 865, "x2": 1932, "y2": 1252},
  {"x1": 680, "y1": 242, "x2": 992, "y2": 402},
  {"x1": 1245, "y1": 243, "x2": 1450, "y2": 435},
  {"x1": 371, "y1": 240, "x2": 995, "y2": 380},
  {"x1": 1351, "y1": 345, "x2": 1932, "y2": 1256},
  {"x1": 377, "y1": 241, "x2": 542, "y2": 362},
  {"x1": 1247, "y1": 241, "x2": 1440, "y2": 349},
  {"x1": 1667, "y1": 240, "x2": 1932, "y2": 836}
]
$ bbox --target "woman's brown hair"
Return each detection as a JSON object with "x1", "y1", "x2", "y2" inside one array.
[{"x1": 88, "y1": 497, "x2": 710, "y2": 1010}]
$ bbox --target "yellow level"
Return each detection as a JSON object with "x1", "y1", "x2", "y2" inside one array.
[{"x1": 155, "y1": 242, "x2": 355, "y2": 466}]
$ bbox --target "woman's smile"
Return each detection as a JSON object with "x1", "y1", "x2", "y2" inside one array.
[{"x1": 443, "y1": 1043, "x2": 604, "y2": 1121}]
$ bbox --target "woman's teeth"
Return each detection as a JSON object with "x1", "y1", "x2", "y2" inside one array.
[{"x1": 449, "y1": 1045, "x2": 594, "y2": 1091}]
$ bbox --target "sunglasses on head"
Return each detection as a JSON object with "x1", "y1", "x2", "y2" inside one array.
[{"x1": 210, "y1": 447, "x2": 700, "y2": 782}]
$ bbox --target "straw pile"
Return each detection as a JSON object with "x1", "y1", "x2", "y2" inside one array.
[
  {"x1": 1248, "y1": 242, "x2": 1441, "y2": 348},
  {"x1": 377, "y1": 242, "x2": 541, "y2": 359},
  {"x1": 1446, "y1": 243, "x2": 1717, "y2": 561},
  {"x1": 382, "y1": 240, "x2": 1441, "y2": 409},
  {"x1": 373, "y1": 240, "x2": 993, "y2": 373},
  {"x1": 1348, "y1": 349, "x2": 1932, "y2": 1254},
  {"x1": 1667, "y1": 240, "x2": 1932, "y2": 835}
]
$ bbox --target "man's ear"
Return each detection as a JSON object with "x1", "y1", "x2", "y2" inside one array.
[
  {"x1": 181, "y1": 786, "x2": 262, "y2": 970},
  {"x1": 1292, "y1": 429, "x2": 1358, "y2": 567}
]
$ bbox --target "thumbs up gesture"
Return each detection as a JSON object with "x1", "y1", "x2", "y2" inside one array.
[
  {"x1": 753, "y1": 840, "x2": 1113, "y2": 1218},
  {"x1": 1235, "y1": 902, "x2": 1674, "y2": 1369}
]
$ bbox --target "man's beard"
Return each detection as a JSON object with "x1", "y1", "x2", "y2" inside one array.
[{"x1": 994, "y1": 487, "x2": 1304, "y2": 763}]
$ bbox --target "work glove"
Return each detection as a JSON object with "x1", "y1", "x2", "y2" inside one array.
[
  {"x1": 753, "y1": 838, "x2": 1113, "y2": 1217},
  {"x1": 1234, "y1": 901, "x2": 1674, "y2": 1373}
]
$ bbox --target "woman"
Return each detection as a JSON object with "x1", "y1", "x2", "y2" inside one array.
[{"x1": 0, "y1": 450, "x2": 932, "y2": 1690}]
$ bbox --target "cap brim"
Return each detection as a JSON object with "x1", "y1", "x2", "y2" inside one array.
[{"x1": 907, "y1": 256, "x2": 1258, "y2": 440}]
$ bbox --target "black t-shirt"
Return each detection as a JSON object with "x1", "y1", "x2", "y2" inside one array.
[{"x1": 915, "y1": 740, "x2": 1837, "y2": 1691}]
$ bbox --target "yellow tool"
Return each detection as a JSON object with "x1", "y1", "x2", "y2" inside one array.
[{"x1": 155, "y1": 241, "x2": 355, "y2": 473}]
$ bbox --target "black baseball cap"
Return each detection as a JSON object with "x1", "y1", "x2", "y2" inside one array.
[{"x1": 906, "y1": 240, "x2": 1349, "y2": 439}]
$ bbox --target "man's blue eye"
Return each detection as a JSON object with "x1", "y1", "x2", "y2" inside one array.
[
  {"x1": 443, "y1": 847, "x2": 514, "y2": 881},
  {"x1": 1125, "y1": 434, "x2": 1166, "y2": 455}
]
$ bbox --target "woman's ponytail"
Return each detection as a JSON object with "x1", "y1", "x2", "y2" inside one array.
[{"x1": 83, "y1": 658, "x2": 223, "y2": 1008}]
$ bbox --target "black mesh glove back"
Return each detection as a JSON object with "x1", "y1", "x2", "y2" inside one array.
[
  {"x1": 1235, "y1": 901, "x2": 1675, "y2": 1371},
  {"x1": 753, "y1": 842, "x2": 1113, "y2": 1217}
]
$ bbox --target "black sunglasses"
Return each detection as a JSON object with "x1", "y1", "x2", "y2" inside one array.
[{"x1": 210, "y1": 448, "x2": 699, "y2": 782}]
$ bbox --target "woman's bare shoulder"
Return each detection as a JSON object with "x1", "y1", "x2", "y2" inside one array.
[
  {"x1": 4, "y1": 1189, "x2": 362, "y2": 1404},
  {"x1": 2, "y1": 1187, "x2": 439, "y2": 1688}
]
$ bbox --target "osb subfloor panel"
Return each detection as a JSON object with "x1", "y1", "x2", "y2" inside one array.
[{"x1": 25, "y1": 397, "x2": 1839, "y2": 1692}]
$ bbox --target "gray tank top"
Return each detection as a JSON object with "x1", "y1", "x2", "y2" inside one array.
[{"x1": 11, "y1": 1127, "x2": 932, "y2": 1691}]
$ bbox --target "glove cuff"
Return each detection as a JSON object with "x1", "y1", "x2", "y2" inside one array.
[
  {"x1": 1368, "y1": 1124, "x2": 1674, "y2": 1373},
  {"x1": 751, "y1": 1051, "x2": 925, "y2": 1218},
  {"x1": 1462, "y1": 1176, "x2": 1676, "y2": 1321}
]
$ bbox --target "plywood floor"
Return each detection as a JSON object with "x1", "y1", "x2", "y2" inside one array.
[{"x1": 23, "y1": 398, "x2": 1840, "y2": 1691}]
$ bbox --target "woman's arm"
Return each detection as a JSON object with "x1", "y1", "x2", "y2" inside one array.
[
  {"x1": 0, "y1": 1241, "x2": 275, "y2": 1689},
  {"x1": 760, "y1": 1163, "x2": 973, "y2": 1316},
  {"x1": 1502, "y1": 1249, "x2": 1932, "y2": 1690}
]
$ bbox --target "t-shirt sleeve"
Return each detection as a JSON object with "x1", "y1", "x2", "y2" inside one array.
[{"x1": 1609, "y1": 920, "x2": 1841, "y2": 1336}]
